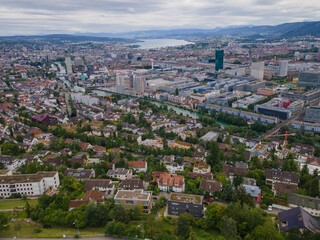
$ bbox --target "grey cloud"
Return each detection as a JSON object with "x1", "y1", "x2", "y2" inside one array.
[{"x1": 0, "y1": 0, "x2": 319, "y2": 35}]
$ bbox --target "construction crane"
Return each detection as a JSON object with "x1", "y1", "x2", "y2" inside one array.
[
  {"x1": 264, "y1": 131, "x2": 296, "y2": 149},
  {"x1": 289, "y1": 72, "x2": 293, "y2": 86}
]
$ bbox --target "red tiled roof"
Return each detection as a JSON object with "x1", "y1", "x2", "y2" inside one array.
[
  {"x1": 68, "y1": 200, "x2": 90, "y2": 208},
  {"x1": 83, "y1": 190, "x2": 104, "y2": 202},
  {"x1": 154, "y1": 172, "x2": 184, "y2": 188},
  {"x1": 79, "y1": 142, "x2": 90, "y2": 149},
  {"x1": 93, "y1": 145, "x2": 106, "y2": 152},
  {"x1": 128, "y1": 161, "x2": 146, "y2": 169}
]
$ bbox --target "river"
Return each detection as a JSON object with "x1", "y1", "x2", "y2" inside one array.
[{"x1": 91, "y1": 89, "x2": 230, "y2": 128}]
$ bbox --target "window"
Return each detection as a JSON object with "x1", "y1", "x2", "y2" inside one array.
[
  {"x1": 126, "y1": 200, "x2": 134, "y2": 205},
  {"x1": 143, "y1": 201, "x2": 148, "y2": 206},
  {"x1": 281, "y1": 221, "x2": 288, "y2": 228},
  {"x1": 115, "y1": 200, "x2": 120, "y2": 204}
]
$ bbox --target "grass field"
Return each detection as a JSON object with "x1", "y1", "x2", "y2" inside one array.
[
  {"x1": 0, "y1": 221, "x2": 105, "y2": 238},
  {"x1": 0, "y1": 199, "x2": 38, "y2": 210}
]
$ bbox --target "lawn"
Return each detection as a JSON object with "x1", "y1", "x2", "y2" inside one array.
[
  {"x1": 0, "y1": 199, "x2": 38, "y2": 210},
  {"x1": 0, "y1": 220, "x2": 105, "y2": 238}
]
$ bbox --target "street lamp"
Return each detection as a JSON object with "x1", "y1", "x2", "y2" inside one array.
[{"x1": 73, "y1": 221, "x2": 79, "y2": 235}]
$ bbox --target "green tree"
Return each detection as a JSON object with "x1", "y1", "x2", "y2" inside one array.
[
  {"x1": 249, "y1": 220, "x2": 284, "y2": 240},
  {"x1": 205, "y1": 203, "x2": 226, "y2": 229},
  {"x1": 234, "y1": 186, "x2": 255, "y2": 207},
  {"x1": 219, "y1": 216, "x2": 237, "y2": 239},
  {"x1": 111, "y1": 206, "x2": 130, "y2": 224},
  {"x1": 221, "y1": 184, "x2": 234, "y2": 202},
  {"x1": 25, "y1": 201, "x2": 32, "y2": 218},
  {"x1": 105, "y1": 221, "x2": 126, "y2": 237},
  {"x1": 245, "y1": 169, "x2": 265, "y2": 187},
  {"x1": 0, "y1": 212, "x2": 9, "y2": 232},
  {"x1": 86, "y1": 202, "x2": 108, "y2": 227},
  {"x1": 233, "y1": 174, "x2": 243, "y2": 188},
  {"x1": 176, "y1": 213, "x2": 194, "y2": 240},
  {"x1": 16, "y1": 135, "x2": 24, "y2": 143}
]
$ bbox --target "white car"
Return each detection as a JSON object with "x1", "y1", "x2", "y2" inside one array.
[{"x1": 268, "y1": 205, "x2": 272, "y2": 211}]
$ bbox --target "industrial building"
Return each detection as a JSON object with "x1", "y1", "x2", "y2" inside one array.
[
  {"x1": 304, "y1": 106, "x2": 320, "y2": 123},
  {"x1": 199, "y1": 104, "x2": 278, "y2": 124},
  {"x1": 254, "y1": 105, "x2": 292, "y2": 120},
  {"x1": 297, "y1": 71, "x2": 320, "y2": 88}
]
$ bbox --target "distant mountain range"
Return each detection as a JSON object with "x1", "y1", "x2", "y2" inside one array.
[
  {"x1": 1, "y1": 21, "x2": 320, "y2": 41},
  {"x1": 75, "y1": 21, "x2": 320, "y2": 39},
  {"x1": 0, "y1": 34, "x2": 134, "y2": 43}
]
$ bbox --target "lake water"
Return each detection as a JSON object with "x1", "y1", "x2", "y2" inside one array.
[{"x1": 133, "y1": 39, "x2": 194, "y2": 49}]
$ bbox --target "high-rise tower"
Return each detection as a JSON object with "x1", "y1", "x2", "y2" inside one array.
[{"x1": 215, "y1": 50, "x2": 224, "y2": 71}]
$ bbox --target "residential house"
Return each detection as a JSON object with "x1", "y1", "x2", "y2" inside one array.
[
  {"x1": 291, "y1": 143, "x2": 315, "y2": 156},
  {"x1": 93, "y1": 145, "x2": 106, "y2": 152},
  {"x1": 71, "y1": 152, "x2": 89, "y2": 167},
  {"x1": 140, "y1": 138, "x2": 163, "y2": 149},
  {"x1": 242, "y1": 184, "x2": 261, "y2": 203},
  {"x1": 0, "y1": 155, "x2": 25, "y2": 172},
  {"x1": 31, "y1": 114, "x2": 58, "y2": 126},
  {"x1": 278, "y1": 207, "x2": 320, "y2": 233},
  {"x1": 200, "y1": 179, "x2": 222, "y2": 195},
  {"x1": 107, "y1": 168, "x2": 132, "y2": 180},
  {"x1": 251, "y1": 143, "x2": 268, "y2": 157},
  {"x1": 114, "y1": 189, "x2": 153, "y2": 213},
  {"x1": 168, "y1": 193, "x2": 204, "y2": 218},
  {"x1": 165, "y1": 162, "x2": 184, "y2": 174},
  {"x1": 188, "y1": 172, "x2": 213, "y2": 180},
  {"x1": 127, "y1": 161, "x2": 147, "y2": 173},
  {"x1": 306, "y1": 157, "x2": 320, "y2": 175},
  {"x1": 84, "y1": 179, "x2": 115, "y2": 194},
  {"x1": 200, "y1": 131, "x2": 219, "y2": 142},
  {"x1": 68, "y1": 190, "x2": 105, "y2": 210},
  {"x1": 64, "y1": 169, "x2": 95, "y2": 180},
  {"x1": 118, "y1": 179, "x2": 148, "y2": 190},
  {"x1": 265, "y1": 169, "x2": 299, "y2": 195},
  {"x1": 153, "y1": 172, "x2": 185, "y2": 192},
  {"x1": 172, "y1": 141, "x2": 192, "y2": 150},
  {"x1": 193, "y1": 162, "x2": 211, "y2": 174},
  {"x1": 223, "y1": 162, "x2": 248, "y2": 178}
]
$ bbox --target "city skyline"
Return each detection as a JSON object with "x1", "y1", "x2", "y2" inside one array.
[{"x1": 0, "y1": 0, "x2": 320, "y2": 36}]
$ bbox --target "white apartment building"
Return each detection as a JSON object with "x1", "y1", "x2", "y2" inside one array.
[{"x1": 0, "y1": 171, "x2": 60, "y2": 198}]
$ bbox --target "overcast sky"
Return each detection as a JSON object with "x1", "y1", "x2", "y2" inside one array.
[{"x1": 0, "y1": 0, "x2": 319, "y2": 35}]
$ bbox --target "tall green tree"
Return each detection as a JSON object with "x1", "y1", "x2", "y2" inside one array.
[
  {"x1": 0, "y1": 212, "x2": 9, "y2": 232},
  {"x1": 205, "y1": 203, "x2": 226, "y2": 230},
  {"x1": 219, "y1": 216, "x2": 237, "y2": 239}
]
